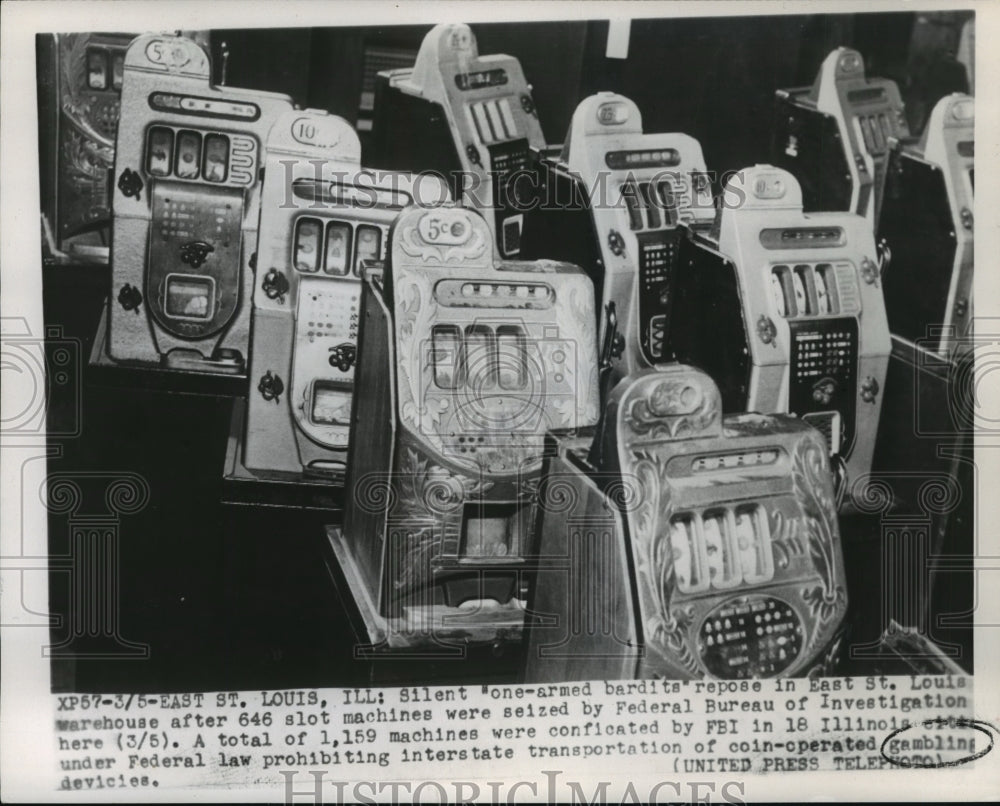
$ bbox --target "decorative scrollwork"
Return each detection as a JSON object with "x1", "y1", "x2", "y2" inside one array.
[
  {"x1": 353, "y1": 472, "x2": 397, "y2": 514},
  {"x1": 105, "y1": 475, "x2": 151, "y2": 515},
  {"x1": 537, "y1": 475, "x2": 580, "y2": 515},
  {"x1": 849, "y1": 474, "x2": 894, "y2": 514},
  {"x1": 790, "y1": 435, "x2": 846, "y2": 651},
  {"x1": 397, "y1": 217, "x2": 488, "y2": 265},
  {"x1": 918, "y1": 476, "x2": 963, "y2": 515},
  {"x1": 624, "y1": 378, "x2": 718, "y2": 441},
  {"x1": 43, "y1": 476, "x2": 82, "y2": 515}
]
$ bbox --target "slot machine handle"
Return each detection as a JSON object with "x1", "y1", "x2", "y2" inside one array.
[
  {"x1": 587, "y1": 302, "x2": 622, "y2": 469},
  {"x1": 876, "y1": 239, "x2": 892, "y2": 277},
  {"x1": 219, "y1": 40, "x2": 229, "y2": 86},
  {"x1": 830, "y1": 453, "x2": 849, "y2": 512}
]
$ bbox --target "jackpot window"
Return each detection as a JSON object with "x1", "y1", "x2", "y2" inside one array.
[
  {"x1": 620, "y1": 180, "x2": 679, "y2": 230},
  {"x1": 165, "y1": 275, "x2": 214, "y2": 320},
  {"x1": 353, "y1": 226, "x2": 382, "y2": 275},
  {"x1": 292, "y1": 219, "x2": 383, "y2": 276},
  {"x1": 430, "y1": 324, "x2": 529, "y2": 391},
  {"x1": 203, "y1": 135, "x2": 229, "y2": 183},
  {"x1": 770, "y1": 264, "x2": 840, "y2": 318},
  {"x1": 670, "y1": 505, "x2": 774, "y2": 594},
  {"x1": 294, "y1": 218, "x2": 323, "y2": 273},
  {"x1": 311, "y1": 381, "x2": 352, "y2": 425},
  {"x1": 147, "y1": 127, "x2": 174, "y2": 177},
  {"x1": 324, "y1": 223, "x2": 352, "y2": 276},
  {"x1": 86, "y1": 48, "x2": 109, "y2": 90},
  {"x1": 853, "y1": 112, "x2": 893, "y2": 156},
  {"x1": 175, "y1": 130, "x2": 202, "y2": 179},
  {"x1": 111, "y1": 53, "x2": 125, "y2": 91},
  {"x1": 467, "y1": 97, "x2": 519, "y2": 144},
  {"x1": 144, "y1": 126, "x2": 232, "y2": 183}
]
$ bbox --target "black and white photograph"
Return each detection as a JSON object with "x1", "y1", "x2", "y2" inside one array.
[{"x1": 1, "y1": 0, "x2": 998, "y2": 801}]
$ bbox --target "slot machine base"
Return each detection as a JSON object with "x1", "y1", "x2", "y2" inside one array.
[
  {"x1": 88, "y1": 301, "x2": 247, "y2": 397},
  {"x1": 325, "y1": 525, "x2": 526, "y2": 656},
  {"x1": 220, "y1": 398, "x2": 346, "y2": 510}
]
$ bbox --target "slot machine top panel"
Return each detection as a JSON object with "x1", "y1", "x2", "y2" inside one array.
[
  {"x1": 124, "y1": 33, "x2": 211, "y2": 79},
  {"x1": 116, "y1": 34, "x2": 293, "y2": 203},
  {"x1": 810, "y1": 47, "x2": 907, "y2": 132},
  {"x1": 775, "y1": 47, "x2": 908, "y2": 221},
  {"x1": 585, "y1": 366, "x2": 847, "y2": 678},
  {"x1": 920, "y1": 92, "x2": 974, "y2": 169},
  {"x1": 715, "y1": 165, "x2": 888, "y2": 367},
  {"x1": 265, "y1": 107, "x2": 362, "y2": 164},
  {"x1": 554, "y1": 92, "x2": 715, "y2": 227},
  {"x1": 388, "y1": 23, "x2": 545, "y2": 152},
  {"x1": 388, "y1": 204, "x2": 599, "y2": 477}
]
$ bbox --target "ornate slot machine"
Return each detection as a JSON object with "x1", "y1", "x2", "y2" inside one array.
[
  {"x1": 878, "y1": 93, "x2": 974, "y2": 360},
  {"x1": 665, "y1": 165, "x2": 890, "y2": 504},
  {"x1": 240, "y1": 107, "x2": 451, "y2": 482},
  {"x1": 772, "y1": 47, "x2": 909, "y2": 225},
  {"x1": 106, "y1": 34, "x2": 293, "y2": 374},
  {"x1": 38, "y1": 33, "x2": 135, "y2": 264},
  {"x1": 525, "y1": 365, "x2": 848, "y2": 681},
  {"x1": 330, "y1": 204, "x2": 599, "y2": 650},
  {"x1": 520, "y1": 91, "x2": 716, "y2": 380},
  {"x1": 368, "y1": 23, "x2": 545, "y2": 259}
]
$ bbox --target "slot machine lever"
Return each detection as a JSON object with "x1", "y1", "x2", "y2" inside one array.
[
  {"x1": 219, "y1": 41, "x2": 229, "y2": 87},
  {"x1": 831, "y1": 453, "x2": 849, "y2": 511},
  {"x1": 587, "y1": 301, "x2": 622, "y2": 468}
]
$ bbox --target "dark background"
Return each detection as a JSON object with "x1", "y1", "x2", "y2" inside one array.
[{"x1": 42, "y1": 10, "x2": 974, "y2": 692}]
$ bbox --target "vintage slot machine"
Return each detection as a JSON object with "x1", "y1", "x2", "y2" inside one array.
[
  {"x1": 772, "y1": 47, "x2": 909, "y2": 225},
  {"x1": 368, "y1": 23, "x2": 545, "y2": 258},
  {"x1": 664, "y1": 165, "x2": 890, "y2": 503},
  {"x1": 330, "y1": 204, "x2": 599, "y2": 650},
  {"x1": 241, "y1": 107, "x2": 451, "y2": 481},
  {"x1": 869, "y1": 93, "x2": 975, "y2": 643},
  {"x1": 106, "y1": 33, "x2": 293, "y2": 374},
  {"x1": 525, "y1": 365, "x2": 848, "y2": 681},
  {"x1": 878, "y1": 93, "x2": 974, "y2": 359},
  {"x1": 520, "y1": 91, "x2": 716, "y2": 380},
  {"x1": 37, "y1": 32, "x2": 134, "y2": 264}
]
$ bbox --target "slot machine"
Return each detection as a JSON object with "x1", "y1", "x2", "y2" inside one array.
[
  {"x1": 368, "y1": 23, "x2": 545, "y2": 258},
  {"x1": 37, "y1": 33, "x2": 134, "y2": 264},
  {"x1": 241, "y1": 107, "x2": 451, "y2": 481},
  {"x1": 520, "y1": 91, "x2": 716, "y2": 380},
  {"x1": 870, "y1": 93, "x2": 975, "y2": 642},
  {"x1": 330, "y1": 204, "x2": 599, "y2": 650},
  {"x1": 878, "y1": 93, "x2": 974, "y2": 359},
  {"x1": 772, "y1": 47, "x2": 909, "y2": 225},
  {"x1": 665, "y1": 165, "x2": 890, "y2": 503},
  {"x1": 525, "y1": 366, "x2": 848, "y2": 681},
  {"x1": 107, "y1": 34, "x2": 293, "y2": 374}
]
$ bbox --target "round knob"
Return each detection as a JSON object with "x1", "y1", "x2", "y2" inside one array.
[
  {"x1": 117, "y1": 168, "x2": 143, "y2": 200},
  {"x1": 117, "y1": 283, "x2": 143, "y2": 312},
  {"x1": 257, "y1": 371, "x2": 284, "y2": 403},
  {"x1": 262, "y1": 269, "x2": 290, "y2": 303}
]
